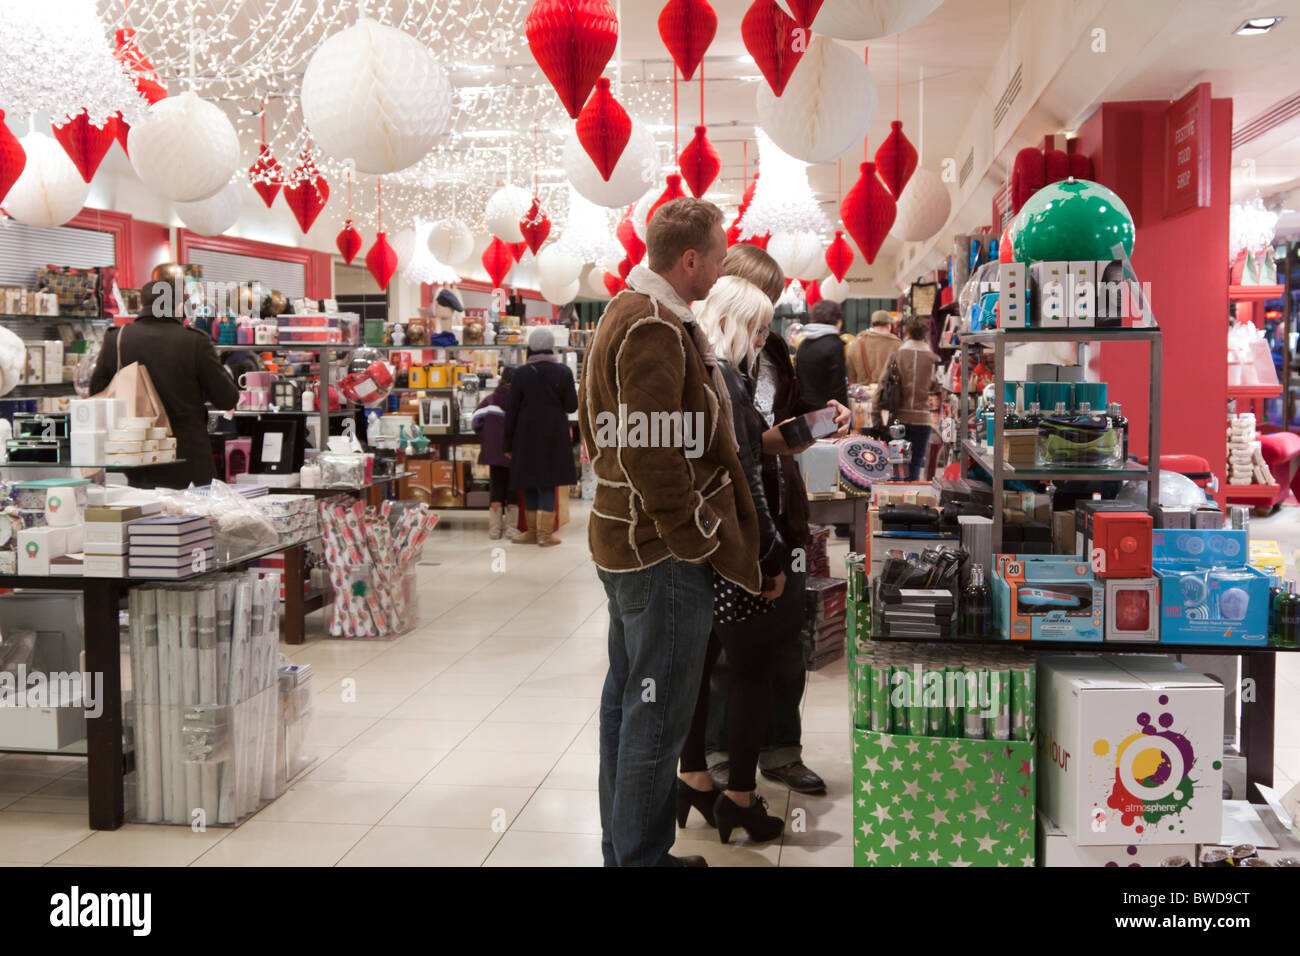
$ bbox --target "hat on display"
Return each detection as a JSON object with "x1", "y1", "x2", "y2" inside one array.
[
  {"x1": 528, "y1": 326, "x2": 555, "y2": 352},
  {"x1": 435, "y1": 288, "x2": 463, "y2": 313}
]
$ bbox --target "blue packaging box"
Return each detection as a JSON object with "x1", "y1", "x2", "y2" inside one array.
[
  {"x1": 992, "y1": 554, "x2": 1104, "y2": 642},
  {"x1": 1152, "y1": 529, "x2": 1267, "y2": 646}
]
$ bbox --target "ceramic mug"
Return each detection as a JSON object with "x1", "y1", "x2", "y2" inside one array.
[{"x1": 239, "y1": 371, "x2": 275, "y2": 389}]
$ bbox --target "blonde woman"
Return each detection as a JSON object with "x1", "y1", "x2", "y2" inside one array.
[{"x1": 677, "y1": 275, "x2": 789, "y2": 844}]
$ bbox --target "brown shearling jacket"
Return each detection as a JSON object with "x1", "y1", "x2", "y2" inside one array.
[{"x1": 578, "y1": 265, "x2": 762, "y2": 594}]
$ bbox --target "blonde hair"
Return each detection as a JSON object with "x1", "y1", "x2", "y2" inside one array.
[
  {"x1": 693, "y1": 276, "x2": 775, "y2": 367},
  {"x1": 723, "y1": 244, "x2": 784, "y2": 304}
]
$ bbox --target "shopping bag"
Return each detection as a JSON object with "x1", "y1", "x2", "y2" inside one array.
[{"x1": 90, "y1": 325, "x2": 173, "y2": 433}]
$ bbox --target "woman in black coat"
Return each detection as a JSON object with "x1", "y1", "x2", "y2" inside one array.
[{"x1": 503, "y1": 327, "x2": 577, "y2": 546}]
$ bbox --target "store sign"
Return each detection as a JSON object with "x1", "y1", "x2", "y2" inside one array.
[{"x1": 1164, "y1": 83, "x2": 1211, "y2": 218}]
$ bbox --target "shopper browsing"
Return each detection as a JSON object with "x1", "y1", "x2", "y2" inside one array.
[
  {"x1": 471, "y1": 366, "x2": 518, "y2": 540},
  {"x1": 795, "y1": 300, "x2": 850, "y2": 408},
  {"x1": 503, "y1": 327, "x2": 577, "y2": 547},
  {"x1": 882, "y1": 318, "x2": 941, "y2": 481},
  {"x1": 579, "y1": 198, "x2": 761, "y2": 868},
  {"x1": 699, "y1": 245, "x2": 851, "y2": 799}
]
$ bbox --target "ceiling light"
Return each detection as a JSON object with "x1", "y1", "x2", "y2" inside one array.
[
  {"x1": 1235, "y1": 16, "x2": 1283, "y2": 35},
  {"x1": 735, "y1": 54, "x2": 755, "y2": 64}
]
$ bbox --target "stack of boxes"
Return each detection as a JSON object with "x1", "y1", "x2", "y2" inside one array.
[
  {"x1": 1152, "y1": 528, "x2": 1269, "y2": 647},
  {"x1": 999, "y1": 258, "x2": 1139, "y2": 330},
  {"x1": 105, "y1": 417, "x2": 176, "y2": 468},
  {"x1": 84, "y1": 503, "x2": 160, "y2": 577},
  {"x1": 69, "y1": 397, "x2": 126, "y2": 464},
  {"x1": 1226, "y1": 412, "x2": 1271, "y2": 486},
  {"x1": 802, "y1": 576, "x2": 847, "y2": 670},
  {"x1": 127, "y1": 516, "x2": 214, "y2": 579},
  {"x1": 14, "y1": 479, "x2": 90, "y2": 576},
  {"x1": 251, "y1": 494, "x2": 319, "y2": 546}
]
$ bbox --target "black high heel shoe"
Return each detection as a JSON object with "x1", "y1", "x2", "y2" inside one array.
[
  {"x1": 676, "y1": 778, "x2": 719, "y2": 828},
  {"x1": 714, "y1": 792, "x2": 783, "y2": 844}
]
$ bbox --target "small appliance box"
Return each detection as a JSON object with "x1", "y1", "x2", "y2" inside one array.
[
  {"x1": 1030, "y1": 261, "x2": 1068, "y2": 328},
  {"x1": 1067, "y1": 261, "x2": 1096, "y2": 328},
  {"x1": 1104, "y1": 578, "x2": 1160, "y2": 642},
  {"x1": 1038, "y1": 655, "x2": 1223, "y2": 846},
  {"x1": 1152, "y1": 529, "x2": 1268, "y2": 647},
  {"x1": 1036, "y1": 812, "x2": 1195, "y2": 867},
  {"x1": 997, "y1": 262, "x2": 1027, "y2": 328},
  {"x1": 993, "y1": 554, "x2": 1103, "y2": 641}
]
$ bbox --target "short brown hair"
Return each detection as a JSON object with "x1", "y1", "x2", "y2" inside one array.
[
  {"x1": 811, "y1": 300, "x2": 843, "y2": 327},
  {"x1": 905, "y1": 317, "x2": 928, "y2": 340},
  {"x1": 723, "y1": 243, "x2": 784, "y2": 304},
  {"x1": 646, "y1": 198, "x2": 724, "y2": 272}
]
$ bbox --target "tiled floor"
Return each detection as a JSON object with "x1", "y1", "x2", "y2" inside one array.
[{"x1": 1, "y1": 500, "x2": 1297, "y2": 866}]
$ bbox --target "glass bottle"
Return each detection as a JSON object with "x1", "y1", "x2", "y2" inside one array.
[
  {"x1": 1077, "y1": 400, "x2": 1093, "y2": 420},
  {"x1": 1279, "y1": 581, "x2": 1300, "y2": 648},
  {"x1": 962, "y1": 564, "x2": 992, "y2": 639},
  {"x1": 1022, "y1": 401, "x2": 1042, "y2": 429},
  {"x1": 1004, "y1": 402, "x2": 1024, "y2": 430},
  {"x1": 1108, "y1": 402, "x2": 1129, "y2": 462},
  {"x1": 1269, "y1": 575, "x2": 1284, "y2": 644},
  {"x1": 1053, "y1": 401, "x2": 1068, "y2": 418}
]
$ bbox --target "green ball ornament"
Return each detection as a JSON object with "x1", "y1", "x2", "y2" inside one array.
[{"x1": 1011, "y1": 178, "x2": 1135, "y2": 262}]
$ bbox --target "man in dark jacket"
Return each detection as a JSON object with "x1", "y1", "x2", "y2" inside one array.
[
  {"x1": 795, "y1": 300, "x2": 849, "y2": 408},
  {"x1": 90, "y1": 278, "x2": 240, "y2": 488},
  {"x1": 579, "y1": 198, "x2": 759, "y2": 867}
]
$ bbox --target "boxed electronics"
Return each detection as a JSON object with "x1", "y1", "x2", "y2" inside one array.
[
  {"x1": 992, "y1": 554, "x2": 1104, "y2": 642},
  {"x1": 1036, "y1": 812, "x2": 1195, "y2": 867},
  {"x1": 1152, "y1": 529, "x2": 1268, "y2": 647},
  {"x1": 1038, "y1": 655, "x2": 1223, "y2": 845},
  {"x1": 1103, "y1": 578, "x2": 1160, "y2": 641}
]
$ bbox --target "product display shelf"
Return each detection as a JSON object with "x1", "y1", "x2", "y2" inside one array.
[
  {"x1": 4, "y1": 382, "x2": 78, "y2": 397},
  {"x1": 216, "y1": 409, "x2": 354, "y2": 417},
  {"x1": 0, "y1": 459, "x2": 188, "y2": 471},
  {"x1": 0, "y1": 313, "x2": 111, "y2": 323},
  {"x1": 1223, "y1": 483, "x2": 1283, "y2": 502},
  {"x1": 1227, "y1": 384, "x2": 1284, "y2": 400},
  {"x1": 958, "y1": 326, "x2": 1162, "y2": 550},
  {"x1": 1228, "y1": 284, "x2": 1285, "y2": 302},
  {"x1": 0, "y1": 534, "x2": 321, "y2": 831}
]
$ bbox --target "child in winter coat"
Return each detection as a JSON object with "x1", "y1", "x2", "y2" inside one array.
[{"x1": 471, "y1": 366, "x2": 517, "y2": 539}]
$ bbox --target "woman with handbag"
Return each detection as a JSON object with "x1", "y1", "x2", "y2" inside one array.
[
  {"x1": 880, "y1": 318, "x2": 941, "y2": 481},
  {"x1": 471, "y1": 366, "x2": 518, "y2": 539},
  {"x1": 676, "y1": 275, "x2": 790, "y2": 845},
  {"x1": 89, "y1": 279, "x2": 240, "y2": 488}
]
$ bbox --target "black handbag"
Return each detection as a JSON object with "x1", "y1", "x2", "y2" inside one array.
[{"x1": 713, "y1": 571, "x2": 774, "y2": 625}]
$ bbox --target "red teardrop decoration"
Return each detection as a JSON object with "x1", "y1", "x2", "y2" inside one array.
[
  {"x1": 741, "y1": 0, "x2": 804, "y2": 98},
  {"x1": 726, "y1": 220, "x2": 742, "y2": 247},
  {"x1": 0, "y1": 110, "x2": 29, "y2": 206},
  {"x1": 519, "y1": 197, "x2": 552, "y2": 255},
  {"x1": 283, "y1": 152, "x2": 329, "y2": 234},
  {"x1": 679, "y1": 125, "x2": 721, "y2": 198},
  {"x1": 575, "y1": 77, "x2": 632, "y2": 182},
  {"x1": 526, "y1": 0, "x2": 620, "y2": 120},
  {"x1": 740, "y1": 172, "x2": 759, "y2": 213},
  {"x1": 618, "y1": 256, "x2": 633, "y2": 281},
  {"x1": 648, "y1": 173, "x2": 686, "y2": 225},
  {"x1": 114, "y1": 117, "x2": 131, "y2": 157},
  {"x1": 366, "y1": 232, "x2": 399, "y2": 290},
  {"x1": 874, "y1": 120, "x2": 917, "y2": 199},
  {"x1": 803, "y1": 277, "x2": 822, "y2": 308},
  {"x1": 825, "y1": 230, "x2": 855, "y2": 282},
  {"x1": 113, "y1": 28, "x2": 167, "y2": 105},
  {"x1": 1010, "y1": 147, "x2": 1045, "y2": 215},
  {"x1": 336, "y1": 220, "x2": 362, "y2": 265},
  {"x1": 840, "y1": 161, "x2": 895, "y2": 265},
  {"x1": 482, "y1": 237, "x2": 515, "y2": 288},
  {"x1": 510, "y1": 241, "x2": 529, "y2": 262},
  {"x1": 249, "y1": 144, "x2": 284, "y2": 208},
  {"x1": 617, "y1": 211, "x2": 646, "y2": 265},
  {"x1": 782, "y1": 0, "x2": 825, "y2": 29},
  {"x1": 51, "y1": 111, "x2": 118, "y2": 183},
  {"x1": 657, "y1": 0, "x2": 718, "y2": 81},
  {"x1": 603, "y1": 271, "x2": 624, "y2": 297},
  {"x1": 1043, "y1": 148, "x2": 1070, "y2": 185},
  {"x1": 1068, "y1": 151, "x2": 1093, "y2": 181}
]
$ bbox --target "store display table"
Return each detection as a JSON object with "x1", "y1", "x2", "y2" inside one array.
[
  {"x1": 0, "y1": 536, "x2": 321, "y2": 830},
  {"x1": 807, "y1": 494, "x2": 868, "y2": 553}
]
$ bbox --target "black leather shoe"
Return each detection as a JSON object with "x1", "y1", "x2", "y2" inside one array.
[
  {"x1": 666, "y1": 853, "x2": 708, "y2": 867},
  {"x1": 676, "y1": 777, "x2": 719, "y2": 828},
  {"x1": 760, "y1": 761, "x2": 827, "y2": 795},
  {"x1": 714, "y1": 792, "x2": 783, "y2": 845},
  {"x1": 707, "y1": 762, "x2": 729, "y2": 791}
]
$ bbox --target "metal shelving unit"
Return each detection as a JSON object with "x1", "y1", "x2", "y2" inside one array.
[{"x1": 957, "y1": 326, "x2": 1162, "y2": 547}]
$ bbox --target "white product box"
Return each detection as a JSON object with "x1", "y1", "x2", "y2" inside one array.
[
  {"x1": 1068, "y1": 261, "x2": 1096, "y2": 328},
  {"x1": 998, "y1": 262, "x2": 1027, "y2": 328},
  {"x1": 158, "y1": 437, "x2": 177, "y2": 452},
  {"x1": 17, "y1": 526, "x2": 68, "y2": 575},
  {"x1": 1039, "y1": 655, "x2": 1223, "y2": 845},
  {"x1": 1030, "y1": 261, "x2": 1068, "y2": 328},
  {"x1": 106, "y1": 453, "x2": 144, "y2": 467},
  {"x1": 1037, "y1": 812, "x2": 1195, "y2": 867},
  {"x1": 105, "y1": 440, "x2": 145, "y2": 454},
  {"x1": 64, "y1": 523, "x2": 83, "y2": 554},
  {"x1": 0, "y1": 684, "x2": 86, "y2": 750},
  {"x1": 1104, "y1": 578, "x2": 1161, "y2": 642},
  {"x1": 43, "y1": 340, "x2": 63, "y2": 385},
  {"x1": 84, "y1": 537, "x2": 129, "y2": 556},
  {"x1": 83, "y1": 522, "x2": 134, "y2": 547},
  {"x1": 70, "y1": 430, "x2": 106, "y2": 464},
  {"x1": 83, "y1": 554, "x2": 129, "y2": 577},
  {"x1": 147, "y1": 427, "x2": 167, "y2": 441},
  {"x1": 110, "y1": 427, "x2": 148, "y2": 443},
  {"x1": 70, "y1": 398, "x2": 109, "y2": 432},
  {"x1": 102, "y1": 397, "x2": 129, "y2": 433}
]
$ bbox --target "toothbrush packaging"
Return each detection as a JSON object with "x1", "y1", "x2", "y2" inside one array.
[
  {"x1": 993, "y1": 554, "x2": 1104, "y2": 642},
  {"x1": 1152, "y1": 530, "x2": 1268, "y2": 646}
]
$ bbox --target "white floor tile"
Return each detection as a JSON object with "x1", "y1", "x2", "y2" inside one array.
[
  {"x1": 308, "y1": 745, "x2": 449, "y2": 784},
  {"x1": 51, "y1": 824, "x2": 229, "y2": 867},
  {"x1": 780, "y1": 844, "x2": 853, "y2": 867},
  {"x1": 511, "y1": 788, "x2": 602, "y2": 835},
  {"x1": 486, "y1": 696, "x2": 598, "y2": 724},
  {"x1": 339, "y1": 826, "x2": 503, "y2": 867},
  {"x1": 191, "y1": 821, "x2": 369, "y2": 867},
  {"x1": 253, "y1": 780, "x2": 411, "y2": 825},
  {"x1": 380, "y1": 785, "x2": 534, "y2": 829},
  {"x1": 349, "y1": 719, "x2": 478, "y2": 752},
  {"x1": 0, "y1": 813, "x2": 93, "y2": 863},
  {"x1": 419, "y1": 750, "x2": 560, "y2": 789},
  {"x1": 540, "y1": 752, "x2": 600, "y2": 791},
  {"x1": 482, "y1": 830, "x2": 603, "y2": 867},
  {"x1": 302, "y1": 714, "x2": 380, "y2": 750},
  {"x1": 389, "y1": 691, "x2": 507, "y2": 722},
  {"x1": 457, "y1": 721, "x2": 583, "y2": 754}
]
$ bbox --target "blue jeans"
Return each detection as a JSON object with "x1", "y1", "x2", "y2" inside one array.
[
  {"x1": 905, "y1": 424, "x2": 931, "y2": 480},
  {"x1": 524, "y1": 487, "x2": 557, "y2": 511},
  {"x1": 597, "y1": 558, "x2": 715, "y2": 867}
]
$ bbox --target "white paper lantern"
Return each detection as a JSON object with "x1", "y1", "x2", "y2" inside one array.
[
  {"x1": 428, "y1": 218, "x2": 474, "y2": 267},
  {"x1": 630, "y1": 189, "x2": 657, "y2": 241},
  {"x1": 537, "y1": 244, "x2": 583, "y2": 286},
  {"x1": 585, "y1": 267, "x2": 611, "y2": 299},
  {"x1": 777, "y1": 0, "x2": 945, "y2": 41},
  {"x1": 484, "y1": 185, "x2": 531, "y2": 243},
  {"x1": 539, "y1": 277, "x2": 581, "y2": 305},
  {"x1": 757, "y1": 37, "x2": 877, "y2": 166},
  {"x1": 174, "y1": 183, "x2": 242, "y2": 236},
  {"x1": 889, "y1": 168, "x2": 952, "y2": 242},
  {"x1": 821, "y1": 275, "x2": 852, "y2": 303},
  {"x1": 0, "y1": 325, "x2": 28, "y2": 397},
  {"x1": 2, "y1": 132, "x2": 90, "y2": 228},
  {"x1": 391, "y1": 228, "x2": 419, "y2": 271},
  {"x1": 768, "y1": 231, "x2": 826, "y2": 281},
  {"x1": 127, "y1": 91, "x2": 240, "y2": 202},
  {"x1": 564, "y1": 120, "x2": 659, "y2": 209},
  {"x1": 300, "y1": 18, "x2": 451, "y2": 175}
]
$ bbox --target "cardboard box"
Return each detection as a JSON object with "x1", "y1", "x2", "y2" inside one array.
[
  {"x1": 0, "y1": 683, "x2": 86, "y2": 750},
  {"x1": 1248, "y1": 540, "x2": 1286, "y2": 577},
  {"x1": 998, "y1": 262, "x2": 1027, "y2": 328},
  {"x1": 83, "y1": 554, "x2": 128, "y2": 577},
  {"x1": 1038, "y1": 655, "x2": 1222, "y2": 845},
  {"x1": 70, "y1": 430, "x2": 105, "y2": 464},
  {"x1": 993, "y1": 554, "x2": 1104, "y2": 641},
  {"x1": 1037, "y1": 812, "x2": 1194, "y2": 867},
  {"x1": 1067, "y1": 262, "x2": 1096, "y2": 328},
  {"x1": 17, "y1": 526, "x2": 68, "y2": 575},
  {"x1": 1030, "y1": 261, "x2": 1068, "y2": 328},
  {"x1": 1153, "y1": 529, "x2": 1268, "y2": 647}
]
